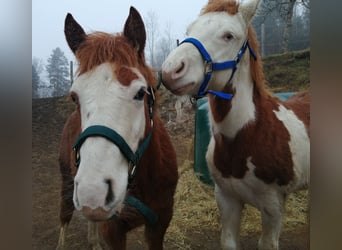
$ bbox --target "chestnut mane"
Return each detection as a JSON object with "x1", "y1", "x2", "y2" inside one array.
[
  {"x1": 201, "y1": 0, "x2": 239, "y2": 15},
  {"x1": 75, "y1": 32, "x2": 156, "y2": 88},
  {"x1": 201, "y1": 0, "x2": 272, "y2": 98}
]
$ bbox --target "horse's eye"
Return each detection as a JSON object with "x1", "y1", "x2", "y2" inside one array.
[
  {"x1": 224, "y1": 33, "x2": 234, "y2": 41},
  {"x1": 70, "y1": 92, "x2": 79, "y2": 104},
  {"x1": 134, "y1": 87, "x2": 146, "y2": 101}
]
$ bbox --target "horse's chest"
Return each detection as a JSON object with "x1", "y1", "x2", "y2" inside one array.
[{"x1": 206, "y1": 102, "x2": 310, "y2": 194}]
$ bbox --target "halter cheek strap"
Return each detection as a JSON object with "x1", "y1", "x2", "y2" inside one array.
[
  {"x1": 72, "y1": 86, "x2": 159, "y2": 225},
  {"x1": 180, "y1": 37, "x2": 257, "y2": 100}
]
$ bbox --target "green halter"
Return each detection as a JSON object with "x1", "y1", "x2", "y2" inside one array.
[
  {"x1": 73, "y1": 86, "x2": 154, "y2": 174},
  {"x1": 72, "y1": 86, "x2": 158, "y2": 225}
]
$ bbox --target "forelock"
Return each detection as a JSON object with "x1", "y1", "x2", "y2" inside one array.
[{"x1": 201, "y1": 0, "x2": 239, "y2": 16}]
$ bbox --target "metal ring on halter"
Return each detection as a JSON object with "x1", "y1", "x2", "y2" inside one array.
[
  {"x1": 128, "y1": 163, "x2": 137, "y2": 187},
  {"x1": 204, "y1": 61, "x2": 213, "y2": 74}
]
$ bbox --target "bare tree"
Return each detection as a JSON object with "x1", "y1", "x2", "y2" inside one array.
[
  {"x1": 145, "y1": 11, "x2": 159, "y2": 67},
  {"x1": 258, "y1": 0, "x2": 310, "y2": 53},
  {"x1": 32, "y1": 57, "x2": 44, "y2": 76},
  {"x1": 144, "y1": 12, "x2": 178, "y2": 68},
  {"x1": 281, "y1": 0, "x2": 296, "y2": 52},
  {"x1": 155, "y1": 21, "x2": 177, "y2": 68},
  {"x1": 298, "y1": 0, "x2": 310, "y2": 9}
]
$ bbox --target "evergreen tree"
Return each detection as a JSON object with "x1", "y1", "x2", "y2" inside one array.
[
  {"x1": 46, "y1": 47, "x2": 70, "y2": 96},
  {"x1": 32, "y1": 64, "x2": 41, "y2": 98}
]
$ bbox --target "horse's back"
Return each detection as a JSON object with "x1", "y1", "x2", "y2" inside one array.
[
  {"x1": 287, "y1": 90, "x2": 310, "y2": 108},
  {"x1": 283, "y1": 90, "x2": 310, "y2": 137},
  {"x1": 279, "y1": 90, "x2": 310, "y2": 190}
]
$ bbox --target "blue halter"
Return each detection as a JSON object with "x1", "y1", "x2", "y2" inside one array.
[{"x1": 180, "y1": 37, "x2": 257, "y2": 100}]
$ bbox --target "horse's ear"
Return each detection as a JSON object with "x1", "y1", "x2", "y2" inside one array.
[
  {"x1": 123, "y1": 6, "x2": 146, "y2": 58},
  {"x1": 238, "y1": 0, "x2": 261, "y2": 24},
  {"x1": 64, "y1": 13, "x2": 86, "y2": 54}
]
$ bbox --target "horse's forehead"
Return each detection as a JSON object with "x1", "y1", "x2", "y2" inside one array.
[{"x1": 71, "y1": 63, "x2": 144, "y2": 97}]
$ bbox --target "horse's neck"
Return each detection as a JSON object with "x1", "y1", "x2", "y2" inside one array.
[{"x1": 209, "y1": 62, "x2": 256, "y2": 139}]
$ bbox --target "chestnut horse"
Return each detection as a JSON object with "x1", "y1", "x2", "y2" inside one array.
[
  {"x1": 161, "y1": 0, "x2": 309, "y2": 249},
  {"x1": 57, "y1": 7, "x2": 178, "y2": 250}
]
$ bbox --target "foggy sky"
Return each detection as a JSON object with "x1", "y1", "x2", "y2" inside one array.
[{"x1": 32, "y1": 0, "x2": 208, "y2": 63}]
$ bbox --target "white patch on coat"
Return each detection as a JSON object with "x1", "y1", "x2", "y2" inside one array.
[{"x1": 273, "y1": 104, "x2": 310, "y2": 191}]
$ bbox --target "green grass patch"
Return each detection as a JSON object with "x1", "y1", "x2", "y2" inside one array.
[{"x1": 262, "y1": 49, "x2": 310, "y2": 92}]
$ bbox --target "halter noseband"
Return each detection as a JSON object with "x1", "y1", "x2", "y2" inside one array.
[
  {"x1": 180, "y1": 37, "x2": 257, "y2": 100},
  {"x1": 72, "y1": 86, "x2": 155, "y2": 186}
]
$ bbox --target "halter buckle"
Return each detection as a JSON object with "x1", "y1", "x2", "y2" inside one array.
[
  {"x1": 129, "y1": 163, "x2": 137, "y2": 177},
  {"x1": 127, "y1": 162, "x2": 137, "y2": 187},
  {"x1": 73, "y1": 147, "x2": 80, "y2": 168},
  {"x1": 204, "y1": 61, "x2": 213, "y2": 74}
]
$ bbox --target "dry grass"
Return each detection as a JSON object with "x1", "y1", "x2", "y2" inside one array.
[{"x1": 166, "y1": 159, "x2": 219, "y2": 249}]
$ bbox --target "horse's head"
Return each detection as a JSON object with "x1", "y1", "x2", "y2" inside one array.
[
  {"x1": 161, "y1": 0, "x2": 260, "y2": 98},
  {"x1": 64, "y1": 7, "x2": 154, "y2": 221}
]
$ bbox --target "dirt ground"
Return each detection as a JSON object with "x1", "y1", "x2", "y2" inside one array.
[{"x1": 32, "y1": 95, "x2": 309, "y2": 250}]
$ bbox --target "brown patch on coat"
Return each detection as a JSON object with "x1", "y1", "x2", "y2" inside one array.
[
  {"x1": 213, "y1": 94, "x2": 295, "y2": 186},
  {"x1": 115, "y1": 66, "x2": 139, "y2": 86},
  {"x1": 208, "y1": 83, "x2": 234, "y2": 123}
]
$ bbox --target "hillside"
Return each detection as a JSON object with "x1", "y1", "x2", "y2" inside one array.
[{"x1": 263, "y1": 49, "x2": 310, "y2": 92}]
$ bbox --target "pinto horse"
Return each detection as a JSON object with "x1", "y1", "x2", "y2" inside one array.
[
  {"x1": 57, "y1": 7, "x2": 178, "y2": 250},
  {"x1": 161, "y1": 0, "x2": 310, "y2": 249}
]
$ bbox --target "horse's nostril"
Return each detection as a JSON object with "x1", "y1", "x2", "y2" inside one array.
[
  {"x1": 175, "y1": 62, "x2": 185, "y2": 74},
  {"x1": 104, "y1": 179, "x2": 114, "y2": 205}
]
